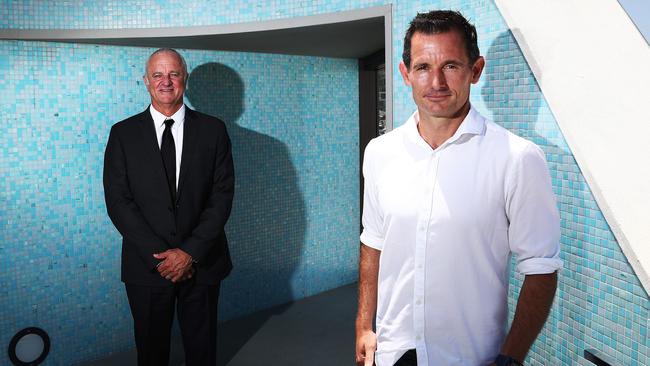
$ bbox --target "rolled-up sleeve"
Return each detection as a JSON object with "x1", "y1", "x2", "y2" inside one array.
[
  {"x1": 506, "y1": 143, "x2": 563, "y2": 274},
  {"x1": 360, "y1": 141, "x2": 385, "y2": 250}
]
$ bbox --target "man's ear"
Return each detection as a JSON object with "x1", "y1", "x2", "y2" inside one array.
[
  {"x1": 398, "y1": 61, "x2": 412, "y2": 87},
  {"x1": 143, "y1": 75, "x2": 149, "y2": 86},
  {"x1": 471, "y1": 56, "x2": 485, "y2": 84}
]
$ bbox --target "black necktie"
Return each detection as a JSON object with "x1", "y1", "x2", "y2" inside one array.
[{"x1": 161, "y1": 119, "x2": 176, "y2": 203}]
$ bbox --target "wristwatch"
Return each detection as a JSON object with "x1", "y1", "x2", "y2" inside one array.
[{"x1": 494, "y1": 354, "x2": 524, "y2": 366}]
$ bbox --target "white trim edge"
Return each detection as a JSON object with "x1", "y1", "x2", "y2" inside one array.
[{"x1": 495, "y1": 0, "x2": 650, "y2": 295}]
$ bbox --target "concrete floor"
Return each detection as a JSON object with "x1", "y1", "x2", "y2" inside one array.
[{"x1": 81, "y1": 283, "x2": 358, "y2": 366}]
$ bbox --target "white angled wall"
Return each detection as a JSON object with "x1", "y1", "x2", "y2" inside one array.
[{"x1": 495, "y1": 0, "x2": 650, "y2": 292}]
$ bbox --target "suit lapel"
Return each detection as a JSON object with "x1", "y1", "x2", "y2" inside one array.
[
  {"x1": 177, "y1": 107, "x2": 198, "y2": 203},
  {"x1": 138, "y1": 108, "x2": 169, "y2": 196}
]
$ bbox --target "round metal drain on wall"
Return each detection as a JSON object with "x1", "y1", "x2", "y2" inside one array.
[{"x1": 8, "y1": 327, "x2": 50, "y2": 366}]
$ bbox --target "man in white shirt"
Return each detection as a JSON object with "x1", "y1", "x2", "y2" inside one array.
[{"x1": 355, "y1": 11, "x2": 561, "y2": 366}]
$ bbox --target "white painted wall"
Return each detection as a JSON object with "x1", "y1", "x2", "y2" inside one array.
[{"x1": 495, "y1": 0, "x2": 650, "y2": 293}]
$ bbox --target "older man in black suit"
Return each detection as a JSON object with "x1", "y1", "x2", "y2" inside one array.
[{"x1": 103, "y1": 48, "x2": 234, "y2": 366}]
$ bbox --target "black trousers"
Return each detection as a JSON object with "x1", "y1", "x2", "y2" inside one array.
[
  {"x1": 394, "y1": 349, "x2": 417, "y2": 366},
  {"x1": 125, "y1": 281, "x2": 221, "y2": 366}
]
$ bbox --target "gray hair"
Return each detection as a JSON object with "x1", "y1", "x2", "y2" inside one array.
[{"x1": 144, "y1": 48, "x2": 188, "y2": 80}]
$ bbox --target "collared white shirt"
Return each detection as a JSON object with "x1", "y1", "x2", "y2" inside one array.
[
  {"x1": 150, "y1": 104, "x2": 185, "y2": 189},
  {"x1": 360, "y1": 107, "x2": 562, "y2": 366}
]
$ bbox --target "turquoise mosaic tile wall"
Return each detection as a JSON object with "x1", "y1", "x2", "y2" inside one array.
[
  {"x1": 0, "y1": 41, "x2": 359, "y2": 364},
  {"x1": 479, "y1": 30, "x2": 650, "y2": 366},
  {"x1": 0, "y1": 0, "x2": 388, "y2": 29},
  {"x1": 2, "y1": 0, "x2": 649, "y2": 365}
]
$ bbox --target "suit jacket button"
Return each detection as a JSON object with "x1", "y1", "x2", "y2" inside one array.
[
  {"x1": 170, "y1": 232, "x2": 176, "y2": 236},
  {"x1": 167, "y1": 206, "x2": 172, "y2": 211}
]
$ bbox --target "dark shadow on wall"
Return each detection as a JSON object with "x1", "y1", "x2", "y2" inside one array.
[
  {"x1": 481, "y1": 30, "x2": 560, "y2": 153},
  {"x1": 185, "y1": 62, "x2": 306, "y2": 365},
  {"x1": 481, "y1": 30, "x2": 572, "y2": 360}
]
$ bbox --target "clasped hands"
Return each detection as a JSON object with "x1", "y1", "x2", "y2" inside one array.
[{"x1": 154, "y1": 248, "x2": 194, "y2": 283}]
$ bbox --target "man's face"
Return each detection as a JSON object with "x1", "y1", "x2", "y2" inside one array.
[
  {"x1": 399, "y1": 31, "x2": 484, "y2": 120},
  {"x1": 144, "y1": 51, "x2": 186, "y2": 113}
]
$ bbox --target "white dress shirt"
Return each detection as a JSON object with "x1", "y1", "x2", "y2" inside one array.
[
  {"x1": 150, "y1": 104, "x2": 185, "y2": 189},
  {"x1": 360, "y1": 107, "x2": 562, "y2": 366}
]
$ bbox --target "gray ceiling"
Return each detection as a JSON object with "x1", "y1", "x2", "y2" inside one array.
[{"x1": 51, "y1": 17, "x2": 385, "y2": 59}]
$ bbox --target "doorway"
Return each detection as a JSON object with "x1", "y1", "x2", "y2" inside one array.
[{"x1": 359, "y1": 49, "x2": 386, "y2": 228}]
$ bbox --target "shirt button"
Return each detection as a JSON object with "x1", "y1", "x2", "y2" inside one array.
[
  {"x1": 416, "y1": 335, "x2": 422, "y2": 341},
  {"x1": 416, "y1": 299, "x2": 422, "y2": 305}
]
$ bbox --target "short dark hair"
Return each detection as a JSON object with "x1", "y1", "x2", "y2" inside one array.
[{"x1": 402, "y1": 10, "x2": 480, "y2": 69}]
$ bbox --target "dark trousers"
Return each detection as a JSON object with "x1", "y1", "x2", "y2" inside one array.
[
  {"x1": 125, "y1": 281, "x2": 221, "y2": 366},
  {"x1": 394, "y1": 349, "x2": 417, "y2": 366}
]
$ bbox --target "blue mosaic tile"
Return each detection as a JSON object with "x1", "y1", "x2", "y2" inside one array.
[
  {"x1": 1, "y1": 0, "x2": 648, "y2": 365},
  {"x1": 0, "y1": 40, "x2": 358, "y2": 365}
]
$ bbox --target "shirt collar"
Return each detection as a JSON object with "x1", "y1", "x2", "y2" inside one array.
[
  {"x1": 406, "y1": 106, "x2": 486, "y2": 151},
  {"x1": 149, "y1": 104, "x2": 186, "y2": 129}
]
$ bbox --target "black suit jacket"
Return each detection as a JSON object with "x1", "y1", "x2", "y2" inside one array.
[{"x1": 103, "y1": 106, "x2": 234, "y2": 286}]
